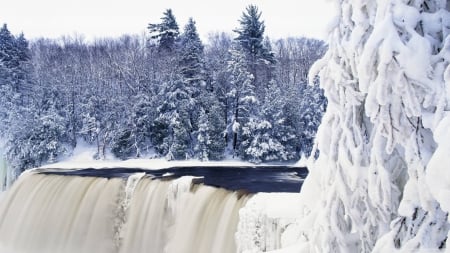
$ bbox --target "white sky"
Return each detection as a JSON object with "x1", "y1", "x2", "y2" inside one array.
[{"x1": 0, "y1": 0, "x2": 336, "y2": 42}]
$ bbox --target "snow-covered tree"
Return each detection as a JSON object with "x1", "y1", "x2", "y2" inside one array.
[
  {"x1": 227, "y1": 45, "x2": 257, "y2": 156},
  {"x1": 234, "y1": 5, "x2": 275, "y2": 96},
  {"x1": 295, "y1": 1, "x2": 450, "y2": 252},
  {"x1": 0, "y1": 25, "x2": 34, "y2": 137},
  {"x1": 195, "y1": 108, "x2": 211, "y2": 161},
  {"x1": 179, "y1": 18, "x2": 205, "y2": 86},
  {"x1": 178, "y1": 17, "x2": 206, "y2": 140},
  {"x1": 296, "y1": 81, "x2": 326, "y2": 157},
  {"x1": 0, "y1": 26, "x2": 65, "y2": 173},
  {"x1": 153, "y1": 77, "x2": 193, "y2": 160},
  {"x1": 205, "y1": 98, "x2": 227, "y2": 160},
  {"x1": 148, "y1": 9, "x2": 179, "y2": 52},
  {"x1": 240, "y1": 118, "x2": 284, "y2": 163},
  {"x1": 111, "y1": 94, "x2": 153, "y2": 159},
  {"x1": 204, "y1": 32, "x2": 232, "y2": 146},
  {"x1": 7, "y1": 89, "x2": 68, "y2": 171},
  {"x1": 194, "y1": 92, "x2": 227, "y2": 161},
  {"x1": 234, "y1": 5, "x2": 274, "y2": 65}
]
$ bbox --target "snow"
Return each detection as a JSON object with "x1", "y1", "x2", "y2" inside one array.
[
  {"x1": 42, "y1": 141, "x2": 260, "y2": 170},
  {"x1": 44, "y1": 157, "x2": 262, "y2": 170},
  {"x1": 426, "y1": 113, "x2": 450, "y2": 213},
  {"x1": 294, "y1": 1, "x2": 450, "y2": 252},
  {"x1": 236, "y1": 193, "x2": 302, "y2": 253},
  {"x1": 232, "y1": 121, "x2": 241, "y2": 133}
]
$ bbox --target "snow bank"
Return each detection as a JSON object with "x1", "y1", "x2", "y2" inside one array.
[{"x1": 41, "y1": 140, "x2": 261, "y2": 170}]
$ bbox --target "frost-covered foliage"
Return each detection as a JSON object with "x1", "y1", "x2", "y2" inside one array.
[
  {"x1": 295, "y1": 0, "x2": 450, "y2": 252},
  {"x1": 111, "y1": 94, "x2": 153, "y2": 159},
  {"x1": 0, "y1": 24, "x2": 68, "y2": 174},
  {"x1": 0, "y1": 6, "x2": 327, "y2": 178},
  {"x1": 227, "y1": 44, "x2": 257, "y2": 156}
]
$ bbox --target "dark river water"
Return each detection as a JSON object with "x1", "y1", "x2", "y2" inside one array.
[{"x1": 40, "y1": 166, "x2": 308, "y2": 193}]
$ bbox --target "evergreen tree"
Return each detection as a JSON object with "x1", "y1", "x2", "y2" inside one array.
[
  {"x1": 166, "y1": 111, "x2": 191, "y2": 160},
  {"x1": 112, "y1": 94, "x2": 153, "y2": 159},
  {"x1": 204, "y1": 32, "x2": 232, "y2": 147},
  {"x1": 296, "y1": 81, "x2": 326, "y2": 157},
  {"x1": 0, "y1": 26, "x2": 62, "y2": 173},
  {"x1": 148, "y1": 9, "x2": 179, "y2": 52},
  {"x1": 0, "y1": 24, "x2": 27, "y2": 134},
  {"x1": 240, "y1": 81, "x2": 300, "y2": 163},
  {"x1": 178, "y1": 17, "x2": 206, "y2": 143},
  {"x1": 179, "y1": 18, "x2": 205, "y2": 85},
  {"x1": 227, "y1": 45, "x2": 257, "y2": 156},
  {"x1": 0, "y1": 24, "x2": 17, "y2": 73},
  {"x1": 234, "y1": 5, "x2": 272, "y2": 64},
  {"x1": 195, "y1": 108, "x2": 210, "y2": 161},
  {"x1": 195, "y1": 94, "x2": 227, "y2": 160},
  {"x1": 234, "y1": 5, "x2": 275, "y2": 96},
  {"x1": 7, "y1": 87, "x2": 67, "y2": 171},
  {"x1": 153, "y1": 77, "x2": 193, "y2": 160},
  {"x1": 205, "y1": 99, "x2": 227, "y2": 160},
  {"x1": 0, "y1": 24, "x2": 16, "y2": 134}
]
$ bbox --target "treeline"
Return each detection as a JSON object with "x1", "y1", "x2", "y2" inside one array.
[{"x1": 0, "y1": 5, "x2": 326, "y2": 172}]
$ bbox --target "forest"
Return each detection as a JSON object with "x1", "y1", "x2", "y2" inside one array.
[{"x1": 0, "y1": 6, "x2": 326, "y2": 173}]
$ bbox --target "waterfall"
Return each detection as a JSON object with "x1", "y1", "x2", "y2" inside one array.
[{"x1": 0, "y1": 171, "x2": 251, "y2": 253}]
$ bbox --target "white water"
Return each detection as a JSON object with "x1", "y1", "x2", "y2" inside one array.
[{"x1": 0, "y1": 171, "x2": 251, "y2": 253}]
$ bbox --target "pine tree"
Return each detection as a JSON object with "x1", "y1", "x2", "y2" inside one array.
[
  {"x1": 153, "y1": 77, "x2": 193, "y2": 160},
  {"x1": 227, "y1": 45, "x2": 257, "y2": 156},
  {"x1": 148, "y1": 9, "x2": 179, "y2": 52},
  {"x1": 179, "y1": 18, "x2": 205, "y2": 85},
  {"x1": 195, "y1": 108, "x2": 210, "y2": 161},
  {"x1": 111, "y1": 94, "x2": 153, "y2": 159},
  {"x1": 0, "y1": 26, "x2": 61, "y2": 173},
  {"x1": 0, "y1": 24, "x2": 22, "y2": 134},
  {"x1": 234, "y1": 5, "x2": 272, "y2": 63},
  {"x1": 195, "y1": 94, "x2": 227, "y2": 160},
  {"x1": 204, "y1": 32, "x2": 233, "y2": 147},
  {"x1": 7, "y1": 88, "x2": 67, "y2": 170},
  {"x1": 205, "y1": 99, "x2": 227, "y2": 160},
  {"x1": 178, "y1": 17, "x2": 206, "y2": 143},
  {"x1": 296, "y1": 81, "x2": 326, "y2": 157},
  {"x1": 166, "y1": 111, "x2": 191, "y2": 160},
  {"x1": 263, "y1": 81, "x2": 298, "y2": 160},
  {"x1": 233, "y1": 5, "x2": 275, "y2": 96}
]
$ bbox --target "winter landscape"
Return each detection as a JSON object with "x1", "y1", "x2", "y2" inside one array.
[{"x1": 1, "y1": 0, "x2": 450, "y2": 252}]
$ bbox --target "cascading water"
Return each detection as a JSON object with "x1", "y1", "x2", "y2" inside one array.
[{"x1": 0, "y1": 170, "x2": 251, "y2": 253}]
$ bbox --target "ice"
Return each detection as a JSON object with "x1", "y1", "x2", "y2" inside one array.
[{"x1": 236, "y1": 193, "x2": 301, "y2": 253}]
